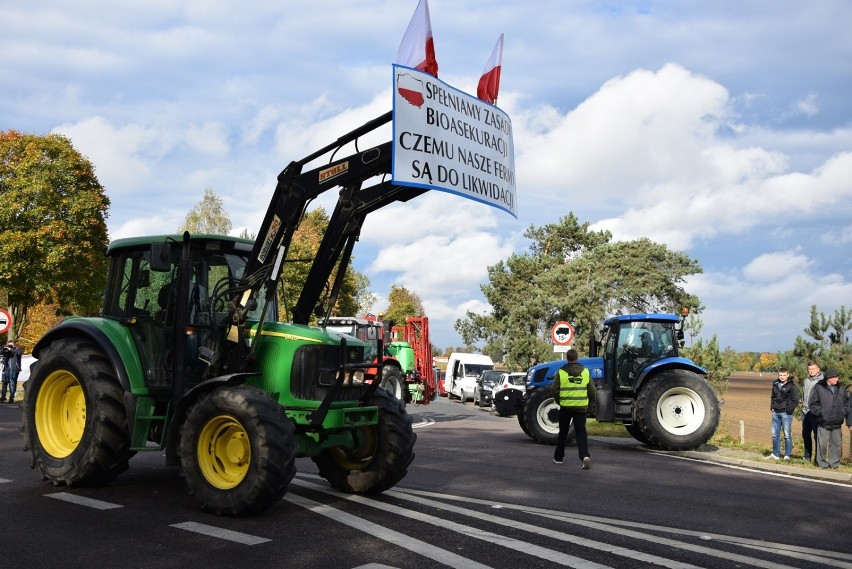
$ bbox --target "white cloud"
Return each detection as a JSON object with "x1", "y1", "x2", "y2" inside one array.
[
  {"x1": 686, "y1": 251, "x2": 852, "y2": 351},
  {"x1": 184, "y1": 122, "x2": 229, "y2": 156},
  {"x1": 742, "y1": 251, "x2": 811, "y2": 282},
  {"x1": 5, "y1": 1, "x2": 852, "y2": 354},
  {"x1": 54, "y1": 117, "x2": 168, "y2": 194},
  {"x1": 110, "y1": 214, "x2": 181, "y2": 241}
]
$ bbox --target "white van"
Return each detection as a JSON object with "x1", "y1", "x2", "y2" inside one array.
[{"x1": 445, "y1": 352, "x2": 494, "y2": 403}]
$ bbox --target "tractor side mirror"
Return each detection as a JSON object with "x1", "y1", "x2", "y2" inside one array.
[
  {"x1": 676, "y1": 329, "x2": 685, "y2": 347},
  {"x1": 150, "y1": 243, "x2": 171, "y2": 272}
]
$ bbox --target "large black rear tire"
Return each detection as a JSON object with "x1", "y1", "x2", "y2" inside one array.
[
  {"x1": 634, "y1": 370, "x2": 720, "y2": 451},
  {"x1": 625, "y1": 423, "x2": 651, "y2": 445},
  {"x1": 522, "y1": 387, "x2": 572, "y2": 445},
  {"x1": 313, "y1": 388, "x2": 415, "y2": 493},
  {"x1": 22, "y1": 338, "x2": 134, "y2": 487},
  {"x1": 517, "y1": 407, "x2": 530, "y2": 435},
  {"x1": 179, "y1": 386, "x2": 297, "y2": 516}
]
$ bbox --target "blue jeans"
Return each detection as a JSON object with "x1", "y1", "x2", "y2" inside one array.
[{"x1": 771, "y1": 412, "x2": 793, "y2": 457}]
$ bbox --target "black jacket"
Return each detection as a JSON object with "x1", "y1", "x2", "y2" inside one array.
[
  {"x1": 807, "y1": 380, "x2": 850, "y2": 430},
  {"x1": 770, "y1": 379, "x2": 799, "y2": 414}
]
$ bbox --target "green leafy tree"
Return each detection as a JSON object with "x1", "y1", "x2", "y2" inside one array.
[
  {"x1": 788, "y1": 305, "x2": 851, "y2": 386},
  {"x1": 456, "y1": 213, "x2": 702, "y2": 370},
  {"x1": 278, "y1": 208, "x2": 369, "y2": 322},
  {"x1": 353, "y1": 273, "x2": 377, "y2": 315},
  {"x1": 382, "y1": 285, "x2": 424, "y2": 327},
  {"x1": 179, "y1": 188, "x2": 232, "y2": 235},
  {"x1": 681, "y1": 337, "x2": 732, "y2": 396},
  {"x1": 0, "y1": 130, "x2": 110, "y2": 340},
  {"x1": 679, "y1": 306, "x2": 731, "y2": 395}
]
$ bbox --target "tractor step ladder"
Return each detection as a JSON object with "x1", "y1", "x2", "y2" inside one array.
[{"x1": 130, "y1": 397, "x2": 169, "y2": 451}]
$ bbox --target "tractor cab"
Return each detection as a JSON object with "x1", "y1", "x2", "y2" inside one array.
[
  {"x1": 599, "y1": 315, "x2": 682, "y2": 392},
  {"x1": 102, "y1": 234, "x2": 274, "y2": 395}
]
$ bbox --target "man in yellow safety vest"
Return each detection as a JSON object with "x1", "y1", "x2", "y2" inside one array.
[{"x1": 552, "y1": 348, "x2": 596, "y2": 469}]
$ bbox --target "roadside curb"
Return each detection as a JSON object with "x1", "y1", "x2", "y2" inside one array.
[
  {"x1": 674, "y1": 449, "x2": 852, "y2": 483},
  {"x1": 594, "y1": 436, "x2": 852, "y2": 484}
]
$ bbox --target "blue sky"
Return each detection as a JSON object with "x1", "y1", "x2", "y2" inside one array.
[{"x1": 2, "y1": 1, "x2": 850, "y2": 353}]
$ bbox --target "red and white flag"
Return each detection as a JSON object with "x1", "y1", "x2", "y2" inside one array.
[
  {"x1": 477, "y1": 33, "x2": 503, "y2": 105},
  {"x1": 396, "y1": 0, "x2": 439, "y2": 77}
]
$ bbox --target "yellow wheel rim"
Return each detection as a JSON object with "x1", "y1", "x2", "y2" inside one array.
[
  {"x1": 197, "y1": 415, "x2": 251, "y2": 489},
  {"x1": 35, "y1": 370, "x2": 86, "y2": 458},
  {"x1": 329, "y1": 426, "x2": 378, "y2": 470}
]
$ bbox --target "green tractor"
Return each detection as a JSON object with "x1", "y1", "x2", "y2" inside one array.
[{"x1": 21, "y1": 112, "x2": 426, "y2": 515}]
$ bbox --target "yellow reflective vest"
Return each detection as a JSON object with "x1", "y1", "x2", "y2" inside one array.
[{"x1": 551, "y1": 363, "x2": 595, "y2": 411}]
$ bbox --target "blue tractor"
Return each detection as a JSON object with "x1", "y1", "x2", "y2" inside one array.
[{"x1": 518, "y1": 313, "x2": 720, "y2": 451}]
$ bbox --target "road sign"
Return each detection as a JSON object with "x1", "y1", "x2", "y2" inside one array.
[
  {"x1": 0, "y1": 308, "x2": 10, "y2": 335},
  {"x1": 551, "y1": 321, "x2": 574, "y2": 346}
]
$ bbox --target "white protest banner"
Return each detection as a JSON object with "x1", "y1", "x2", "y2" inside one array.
[{"x1": 392, "y1": 64, "x2": 516, "y2": 218}]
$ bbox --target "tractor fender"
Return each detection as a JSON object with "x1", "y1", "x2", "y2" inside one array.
[
  {"x1": 32, "y1": 319, "x2": 137, "y2": 394},
  {"x1": 634, "y1": 357, "x2": 706, "y2": 392},
  {"x1": 163, "y1": 372, "x2": 260, "y2": 466}
]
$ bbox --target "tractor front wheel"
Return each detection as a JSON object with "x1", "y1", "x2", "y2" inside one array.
[
  {"x1": 22, "y1": 338, "x2": 134, "y2": 487},
  {"x1": 522, "y1": 387, "x2": 570, "y2": 445},
  {"x1": 179, "y1": 386, "x2": 296, "y2": 516},
  {"x1": 380, "y1": 365, "x2": 405, "y2": 402},
  {"x1": 634, "y1": 370, "x2": 720, "y2": 451},
  {"x1": 313, "y1": 388, "x2": 415, "y2": 494}
]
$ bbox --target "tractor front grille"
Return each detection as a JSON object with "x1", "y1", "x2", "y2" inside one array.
[{"x1": 290, "y1": 344, "x2": 368, "y2": 401}]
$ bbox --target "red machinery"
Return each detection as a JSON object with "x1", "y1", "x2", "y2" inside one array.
[{"x1": 392, "y1": 316, "x2": 436, "y2": 403}]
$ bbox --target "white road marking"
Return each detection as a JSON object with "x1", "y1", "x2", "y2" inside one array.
[
  {"x1": 397, "y1": 487, "x2": 852, "y2": 569},
  {"x1": 284, "y1": 492, "x2": 494, "y2": 569},
  {"x1": 383, "y1": 487, "x2": 701, "y2": 569},
  {"x1": 0, "y1": 478, "x2": 11, "y2": 484},
  {"x1": 411, "y1": 418, "x2": 435, "y2": 429},
  {"x1": 46, "y1": 492, "x2": 122, "y2": 510},
  {"x1": 170, "y1": 521, "x2": 271, "y2": 545},
  {"x1": 291, "y1": 478, "x2": 614, "y2": 569}
]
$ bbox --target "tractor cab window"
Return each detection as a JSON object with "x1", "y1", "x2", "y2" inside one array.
[
  {"x1": 104, "y1": 241, "x2": 274, "y2": 393},
  {"x1": 614, "y1": 321, "x2": 676, "y2": 389},
  {"x1": 104, "y1": 249, "x2": 173, "y2": 320}
]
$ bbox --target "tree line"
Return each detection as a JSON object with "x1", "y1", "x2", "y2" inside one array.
[{"x1": 2, "y1": 132, "x2": 847, "y2": 395}]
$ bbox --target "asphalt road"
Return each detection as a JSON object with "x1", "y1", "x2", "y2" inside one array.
[{"x1": 2, "y1": 398, "x2": 851, "y2": 569}]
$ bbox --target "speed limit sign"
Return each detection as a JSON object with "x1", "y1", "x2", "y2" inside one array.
[{"x1": 0, "y1": 308, "x2": 10, "y2": 335}]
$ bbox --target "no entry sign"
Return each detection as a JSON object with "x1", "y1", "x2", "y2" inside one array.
[{"x1": 0, "y1": 308, "x2": 10, "y2": 335}]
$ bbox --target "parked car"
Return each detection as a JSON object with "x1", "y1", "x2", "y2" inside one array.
[
  {"x1": 446, "y1": 352, "x2": 495, "y2": 402},
  {"x1": 473, "y1": 369, "x2": 503, "y2": 407},
  {"x1": 491, "y1": 371, "x2": 527, "y2": 416}
]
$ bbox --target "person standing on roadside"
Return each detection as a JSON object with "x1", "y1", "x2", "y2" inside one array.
[
  {"x1": 1, "y1": 341, "x2": 22, "y2": 403},
  {"x1": 808, "y1": 368, "x2": 849, "y2": 469},
  {"x1": 552, "y1": 348, "x2": 596, "y2": 470},
  {"x1": 800, "y1": 361, "x2": 823, "y2": 463},
  {"x1": 767, "y1": 368, "x2": 798, "y2": 460}
]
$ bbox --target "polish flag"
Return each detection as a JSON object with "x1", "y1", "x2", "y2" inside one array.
[
  {"x1": 396, "y1": 0, "x2": 439, "y2": 77},
  {"x1": 477, "y1": 33, "x2": 504, "y2": 105}
]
